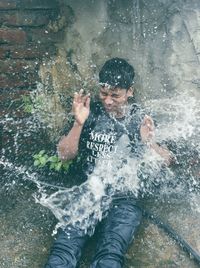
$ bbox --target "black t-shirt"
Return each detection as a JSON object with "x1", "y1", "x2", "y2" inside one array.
[{"x1": 66, "y1": 101, "x2": 145, "y2": 182}]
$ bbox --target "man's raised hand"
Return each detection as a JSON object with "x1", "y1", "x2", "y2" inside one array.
[
  {"x1": 140, "y1": 115, "x2": 155, "y2": 144},
  {"x1": 72, "y1": 89, "x2": 90, "y2": 126}
]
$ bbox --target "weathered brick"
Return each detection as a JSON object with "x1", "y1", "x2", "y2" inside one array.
[
  {"x1": 0, "y1": 89, "x2": 31, "y2": 102},
  {"x1": 0, "y1": 89, "x2": 29, "y2": 112},
  {"x1": 0, "y1": 43, "x2": 57, "y2": 59},
  {"x1": 0, "y1": 28, "x2": 26, "y2": 44},
  {"x1": 0, "y1": 59, "x2": 39, "y2": 73},
  {"x1": 10, "y1": 71, "x2": 39, "y2": 81},
  {"x1": 9, "y1": 44, "x2": 57, "y2": 59},
  {"x1": 0, "y1": 0, "x2": 17, "y2": 10},
  {"x1": 0, "y1": 73, "x2": 37, "y2": 89},
  {"x1": 17, "y1": 0, "x2": 59, "y2": 10},
  {"x1": 27, "y1": 28, "x2": 63, "y2": 43},
  {"x1": 0, "y1": 46, "x2": 9, "y2": 59},
  {"x1": 0, "y1": 10, "x2": 58, "y2": 27}
]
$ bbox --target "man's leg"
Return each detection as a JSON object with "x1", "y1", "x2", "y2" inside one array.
[
  {"x1": 45, "y1": 225, "x2": 89, "y2": 268},
  {"x1": 90, "y1": 199, "x2": 142, "y2": 268}
]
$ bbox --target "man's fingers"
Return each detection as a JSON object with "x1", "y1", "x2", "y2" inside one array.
[
  {"x1": 79, "y1": 88, "x2": 84, "y2": 94},
  {"x1": 85, "y1": 94, "x2": 91, "y2": 108},
  {"x1": 80, "y1": 95, "x2": 90, "y2": 111},
  {"x1": 73, "y1": 91, "x2": 90, "y2": 111},
  {"x1": 73, "y1": 92, "x2": 79, "y2": 103},
  {"x1": 73, "y1": 89, "x2": 84, "y2": 103},
  {"x1": 143, "y1": 115, "x2": 155, "y2": 130},
  {"x1": 78, "y1": 89, "x2": 84, "y2": 101}
]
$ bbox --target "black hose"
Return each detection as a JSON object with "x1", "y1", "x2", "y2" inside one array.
[{"x1": 143, "y1": 209, "x2": 200, "y2": 265}]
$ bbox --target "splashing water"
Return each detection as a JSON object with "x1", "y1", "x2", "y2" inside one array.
[
  {"x1": 1, "y1": 89, "x2": 199, "y2": 237},
  {"x1": 144, "y1": 92, "x2": 200, "y2": 143},
  {"x1": 36, "y1": 135, "x2": 174, "y2": 235},
  {"x1": 36, "y1": 135, "x2": 139, "y2": 234},
  {"x1": 34, "y1": 92, "x2": 200, "y2": 235},
  {"x1": 0, "y1": 157, "x2": 66, "y2": 192}
]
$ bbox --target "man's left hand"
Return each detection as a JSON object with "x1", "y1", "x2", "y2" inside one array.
[{"x1": 140, "y1": 115, "x2": 155, "y2": 144}]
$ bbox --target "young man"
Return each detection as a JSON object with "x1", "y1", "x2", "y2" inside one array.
[{"x1": 45, "y1": 58, "x2": 172, "y2": 268}]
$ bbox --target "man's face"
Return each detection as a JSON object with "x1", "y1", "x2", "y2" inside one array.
[{"x1": 99, "y1": 86, "x2": 133, "y2": 116}]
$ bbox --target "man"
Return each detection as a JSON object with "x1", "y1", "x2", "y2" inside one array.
[{"x1": 45, "y1": 58, "x2": 172, "y2": 268}]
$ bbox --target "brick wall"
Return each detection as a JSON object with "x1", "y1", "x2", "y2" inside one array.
[
  {"x1": 0, "y1": 0, "x2": 64, "y2": 91},
  {"x1": 0, "y1": 0, "x2": 67, "y2": 161}
]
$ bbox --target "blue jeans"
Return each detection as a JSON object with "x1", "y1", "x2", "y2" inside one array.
[{"x1": 44, "y1": 198, "x2": 142, "y2": 268}]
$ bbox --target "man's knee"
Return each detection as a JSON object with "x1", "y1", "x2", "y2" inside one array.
[
  {"x1": 45, "y1": 254, "x2": 76, "y2": 268},
  {"x1": 44, "y1": 227, "x2": 88, "y2": 268},
  {"x1": 101, "y1": 203, "x2": 142, "y2": 247},
  {"x1": 91, "y1": 203, "x2": 142, "y2": 267},
  {"x1": 90, "y1": 233, "x2": 127, "y2": 268},
  {"x1": 44, "y1": 243, "x2": 78, "y2": 268}
]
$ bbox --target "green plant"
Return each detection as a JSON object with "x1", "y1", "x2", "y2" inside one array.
[
  {"x1": 33, "y1": 150, "x2": 71, "y2": 171},
  {"x1": 22, "y1": 95, "x2": 46, "y2": 114},
  {"x1": 22, "y1": 95, "x2": 34, "y2": 113}
]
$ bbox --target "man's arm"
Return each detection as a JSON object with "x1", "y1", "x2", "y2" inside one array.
[
  {"x1": 148, "y1": 142, "x2": 174, "y2": 166},
  {"x1": 140, "y1": 115, "x2": 174, "y2": 165},
  {"x1": 57, "y1": 89, "x2": 90, "y2": 161},
  {"x1": 57, "y1": 122, "x2": 84, "y2": 161}
]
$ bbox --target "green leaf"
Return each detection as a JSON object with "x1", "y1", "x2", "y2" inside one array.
[
  {"x1": 33, "y1": 151, "x2": 73, "y2": 172},
  {"x1": 48, "y1": 155, "x2": 58, "y2": 163},
  {"x1": 34, "y1": 160, "x2": 40, "y2": 166},
  {"x1": 33, "y1": 154, "x2": 39, "y2": 159},
  {"x1": 24, "y1": 104, "x2": 33, "y2": 113},
  {"x1": 39, "y1": 156, "x2": 48, "y2": 165},
  {"x1": 62, "y1": 160, "x2": 72, "y2": 171},
  {"x1": 39, "y1": 150, "x2": 46, "y2": 156},
  {"x1": 55, "y1": 162, "x2": 62, "y2": 171},
  {"x1": 50, "y1": 163, "x2": 56, "y2": 169}
]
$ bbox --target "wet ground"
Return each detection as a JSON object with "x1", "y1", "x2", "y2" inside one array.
[
  {"x1": 1, "y1": 125, "x2": 200, "y2": 267},
  {"x1": 0, "y1": 173, "x2": 199, "y2": 268}
]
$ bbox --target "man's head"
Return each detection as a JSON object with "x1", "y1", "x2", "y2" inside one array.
[{"x1": 98, "y1": 58, "x2": 135, "y2": 117}]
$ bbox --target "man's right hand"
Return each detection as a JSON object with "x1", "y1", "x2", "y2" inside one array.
[{"x1": 72, "y1": 89, "x2": 90, "y2": 126}]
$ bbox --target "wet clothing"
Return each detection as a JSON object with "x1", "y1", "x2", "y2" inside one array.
[
  {"x1": 45, "y1": 199, "x2": 142, "y2": 268},
  {"x1": 45, "y1": 101, "x2": 145, "y2": 268},
  {"x1": 67, "y1": 101, "x2": 145, "y2": 182}
]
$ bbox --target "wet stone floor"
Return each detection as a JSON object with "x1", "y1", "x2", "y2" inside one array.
[{"x1": 0, "y1": 174, "x2": 199, "y2": 268}]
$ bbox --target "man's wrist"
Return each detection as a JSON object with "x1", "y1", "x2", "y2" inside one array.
[
  {"x1": 148, "y1": 142, "x2": 159, "y2": 149},
  {"x1": 73, "y1": 120, "x2": 84, "y2": 128},
  {"x1": 142, "y1": 139, "x2": 156, "y2": 147}
]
